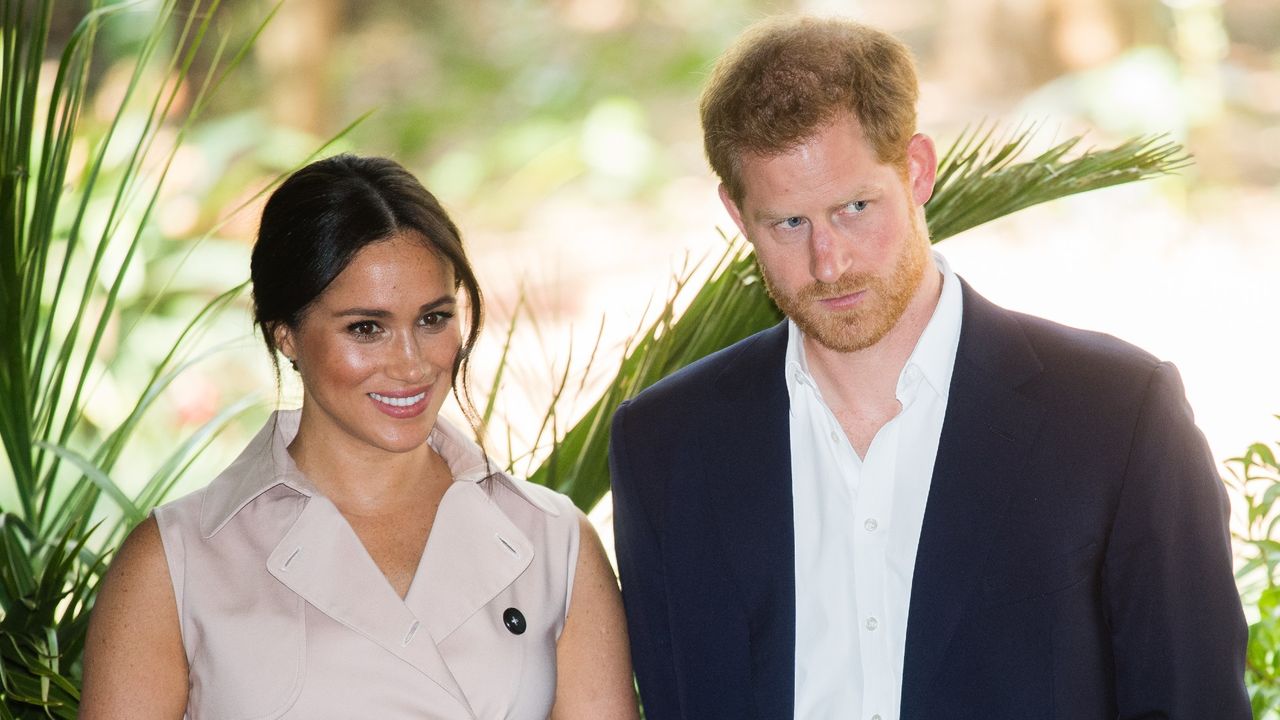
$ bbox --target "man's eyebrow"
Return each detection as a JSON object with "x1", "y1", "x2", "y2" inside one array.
[
  {"x1": 331, "y1": 295, "x2": 456, "y2": 318},
  {"x1": 749, "y1": 186, "x2": 882, "y2": 224},
  {"x1": 751, "y1": 208, "x2": 787, "y2": 224}
]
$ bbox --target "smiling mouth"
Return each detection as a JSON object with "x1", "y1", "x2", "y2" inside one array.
[{"x1": 368, "y1": 391, "x2": 427, "y2": 407}]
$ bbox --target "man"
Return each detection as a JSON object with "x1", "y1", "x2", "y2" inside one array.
[{"x1": 608, "y1": 15, "x2": 1250, "y2": 720}]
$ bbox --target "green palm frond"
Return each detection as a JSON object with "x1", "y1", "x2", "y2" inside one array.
[
  {"x1": 926, "y1": 123, "x2": 1189, "y2": 241},
  {"x1": 0, "y1": 0, "x2": 289, "y2": 714},
  {"x1": 530, "y1": 126, "x2": 1191, "y2": 512}
]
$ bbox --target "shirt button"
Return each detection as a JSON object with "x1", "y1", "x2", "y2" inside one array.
[
  {"x1": 864, "y1": 518, "x2": 878, "y2": 532},
  {"x1": 871, "y1": 715, "x2": 882, "y2": 720},
  {"x1": 830, "y1": 430, "x2": 840, "y2": 443},
  {"x1": 865, "y1": 617, "x2": 879, "y2": 631}
]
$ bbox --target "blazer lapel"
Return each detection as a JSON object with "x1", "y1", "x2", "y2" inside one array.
[
  {"x1": 900, "y1": 282, "x2": 1045, "y2": 720},
  {"x1": 701, "y1": 323, "x2": 797, "y2": 711},
  {"x1": 704, "y1": 323, "x2": 794, "y2": 611}
]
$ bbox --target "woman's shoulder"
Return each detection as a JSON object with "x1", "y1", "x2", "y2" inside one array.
[
  {"x1": 482, "y1": 472, "x2": 584, "y2": 544},
  {"x1": 492, "y1": 472, "x2": 579, "y2": 515},
  {"x1": 151, "y1": 485, "x2": 208, "y2": 532}
]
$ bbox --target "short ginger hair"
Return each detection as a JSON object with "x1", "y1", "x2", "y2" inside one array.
[{"x1": 701, "y1": 16, "x2": 921, "y2": 205}]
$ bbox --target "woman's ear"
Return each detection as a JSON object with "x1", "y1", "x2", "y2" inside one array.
[{"x1": 271, "y1": 323, "x2": 297, "y2": 367}]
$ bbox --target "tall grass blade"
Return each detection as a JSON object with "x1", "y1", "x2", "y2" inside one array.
[
  {"x1": 33, "y1": 443, "x2": 141, "y2": 526},
  {"x1": 0, "y1": 1, "x2": 287, "y2": 714}
]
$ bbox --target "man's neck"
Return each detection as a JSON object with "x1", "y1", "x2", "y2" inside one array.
[{"x1": 803, "y1": 265, "x2": 944, "y2": 426}]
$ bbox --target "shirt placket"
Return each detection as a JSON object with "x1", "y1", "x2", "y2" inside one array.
[
  {"x1": 852, "y1": 410, "x2": 898, "y2": 720},
  {"x1": 855, "y1": 369, "x2": 923, "y2": 720},
  {"x1": 794, "y1": 376, "x2": 864, "y2": 717}
]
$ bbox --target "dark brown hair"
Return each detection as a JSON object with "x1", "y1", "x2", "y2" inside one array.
[
  {"x1": 701, "y1": 16, "x2": 920, "y2": 205},
  {"x1": 250, "y1": 154, "x2": 485, "y2": 428}
]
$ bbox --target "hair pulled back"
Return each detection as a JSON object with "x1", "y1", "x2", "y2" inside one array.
[{"x1": 251, "y1": 154, "x2": 485, "y2": 426}]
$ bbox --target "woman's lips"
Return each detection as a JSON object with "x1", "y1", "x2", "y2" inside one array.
[{"x1": 367, "y1": 387, "x2": 430, "y2": 418}]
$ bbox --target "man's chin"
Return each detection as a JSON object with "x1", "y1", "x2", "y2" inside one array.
[{"x1": 793, "y1": 313, "x2": 885, "y2": 354}]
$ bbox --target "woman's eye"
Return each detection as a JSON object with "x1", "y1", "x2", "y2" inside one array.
[
  {"x1": 348, "y1": 321, "x2": 380, "y2": 338},
  {"x1": 845, "y1": 200, "x2": 869, "y2": 213},
  {"x1": 420, "y1": 311, "x2": 455, "y2": 331}
]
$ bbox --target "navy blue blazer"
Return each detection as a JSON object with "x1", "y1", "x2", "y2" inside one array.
[{"x1": 609, "y1": 280, "x2": 1250, "y2": 720}]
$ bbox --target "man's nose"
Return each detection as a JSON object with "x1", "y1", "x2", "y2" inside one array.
[{"x1": 808, "y1": 222, "x2": 853, "y2": 284}]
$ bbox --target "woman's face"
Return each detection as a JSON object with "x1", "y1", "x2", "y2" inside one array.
[{"x1": 277, "y1": 231, "x2": 462, "y2": 456}]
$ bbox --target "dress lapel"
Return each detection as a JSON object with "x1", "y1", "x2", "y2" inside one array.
[
  {"x1": 407, "y1": 480, "x2": 534, "y2": 643},
  {"x1": 225, "y1": 412, "x2": 539, "y2": 718},
  {"x1": 899, "y1": 282, "x2": 1045, "y2": 720},
  {"x1": 267, "y1": 492, "x2": 478, "y2": 719}
]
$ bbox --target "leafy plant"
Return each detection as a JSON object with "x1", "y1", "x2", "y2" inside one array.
[
  {"x1": 0, "y1": 1, "x2": 1207, "y2": 716},
  {"x1": 0, "y1": 0, "x2": 281, "y2": 714},
  {"x1": 1225, "y1": 423, "x2": 1280, "y2": 718},
  {"x1": 527, "y1": 127, "x2": 1191, "y2": 511}
]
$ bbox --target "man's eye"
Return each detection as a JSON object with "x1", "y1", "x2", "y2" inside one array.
[
  {"x1": 777, "y1": 216, "x2": 805, "y2": 230},
  {"x1": 845, "y1": 200, "x2": 868, "y2": 213}
]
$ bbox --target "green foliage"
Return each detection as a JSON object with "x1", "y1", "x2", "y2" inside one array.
[
  {"x1": 527, "y1": 128, "x2": 1191, "y2": 511},
  {"x1": 0, "y1": 1, "x2": 1222, "y2": 715},
  {"x1": 1225, "y1": 426, "x2": 1280, "y2": 718},
  {"x1": 926, "y1": 123, "x2": 1190, "y2": 241},
  {"x1": 0, "y1": 0, "x2": 272, "y2": 714}
]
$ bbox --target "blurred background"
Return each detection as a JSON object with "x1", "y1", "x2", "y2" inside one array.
[{"x1": 37, "y1": 0, "x2": 1280, "y2": 536}]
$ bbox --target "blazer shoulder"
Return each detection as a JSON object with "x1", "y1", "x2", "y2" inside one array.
[
  {"x1": 623, "y1": 322, "x2": 786, "y2": 417},
  {"x1": 1008, "y1": 308, "x2": 1163, "y2": 378},
  {"x1": 961, "y1": 282, "x2": 1159, "y2": 378}
]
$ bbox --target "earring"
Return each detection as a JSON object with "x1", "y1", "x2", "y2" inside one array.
[{"x1": 287, "y1": 357, "x2": 298, "y2": 371}]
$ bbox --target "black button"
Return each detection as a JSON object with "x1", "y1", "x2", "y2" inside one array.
[{"x1": 503, "y1": 607, "x2": 526, "y2": 635}]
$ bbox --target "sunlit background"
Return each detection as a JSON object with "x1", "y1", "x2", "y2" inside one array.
[{"x1": 37, "y1": 0, "x2": 1280, "y2": 552}]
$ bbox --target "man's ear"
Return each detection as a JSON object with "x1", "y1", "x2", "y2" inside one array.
[
  {"x1": 718, "y1": 183, "x2": 751, "y2": 242},
  {"x1": 906, "y1": 133, "x2": 938, "y2": 207}
]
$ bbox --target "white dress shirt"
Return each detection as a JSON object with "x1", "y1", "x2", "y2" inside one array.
[{"x1": 790, "y1": 252, "x2": 963, "y2": 720}]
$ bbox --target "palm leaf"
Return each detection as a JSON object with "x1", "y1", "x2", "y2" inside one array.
[
  {"x1": 0, "y1": 0, "x2": 298, "y2": 714},
  {"x1": 529, "y1": 127, "x2": 1190, "y2": 512}
]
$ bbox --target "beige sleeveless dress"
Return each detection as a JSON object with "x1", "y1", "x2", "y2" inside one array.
[{"x1": 153, "y1": 410, "x2": 580, "y2": 719}]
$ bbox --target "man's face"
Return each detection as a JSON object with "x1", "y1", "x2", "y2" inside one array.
[{"x1": 720, "y1": 113, "x2": 937, "y2": 353}]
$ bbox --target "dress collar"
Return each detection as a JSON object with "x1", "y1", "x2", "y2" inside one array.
[{"x1": 198, "y1": 408, "x2": 559, "y2": 538}]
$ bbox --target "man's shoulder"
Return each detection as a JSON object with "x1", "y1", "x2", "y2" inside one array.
[
  {"x1": 624, "y1": 322, "x2": 786, "y2": 414},
  {"x1": 1005, "y1": 305, "x2": 1162, "y2": 378},
  {"x1": 962, "y1": 281, "x2": 1163, "y2": 382}
]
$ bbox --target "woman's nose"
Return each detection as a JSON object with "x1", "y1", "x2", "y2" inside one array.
[{"x1": 388, "y1": 332, "x2": 427, "y2": 382}]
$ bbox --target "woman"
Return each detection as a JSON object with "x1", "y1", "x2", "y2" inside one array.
[{"x1": 80, "y1": 155, "x2": 638, "y2": 719}]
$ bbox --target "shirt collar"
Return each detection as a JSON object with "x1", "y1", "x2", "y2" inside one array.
[
  {"x1": 903, "y1": 251, "x2": 963, "y2": 399},
  {"x1": 784, "y1": 250, "x2": 964, "y2": 405},
  {"x1": 198, "y1": 408, "x2": 558, "y2": 538}
]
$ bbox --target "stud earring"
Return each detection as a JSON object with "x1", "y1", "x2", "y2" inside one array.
[{"x1": 287, "y1": 357, "x2": 298, "y2": 371}]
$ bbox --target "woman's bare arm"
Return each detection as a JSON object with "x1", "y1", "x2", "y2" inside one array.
[
  {"x1": 79, "y1": 517, "x2": 188, "y2": 719},
  {"x1": 551, "y1": 512, "x2": 640, "y2": 720}
]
